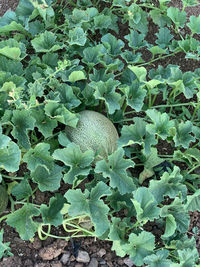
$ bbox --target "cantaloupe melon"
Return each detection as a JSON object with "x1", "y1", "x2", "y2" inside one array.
[{"x1": 65, "y1": 110, "x2": 119, "y2": 159}]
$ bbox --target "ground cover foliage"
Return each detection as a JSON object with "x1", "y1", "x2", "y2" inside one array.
[{"x1": 0, "y1": 0, "x2": 200, "y2": 265}]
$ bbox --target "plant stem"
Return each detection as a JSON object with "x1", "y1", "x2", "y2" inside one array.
[
  {"x1": 137, "y1": 52, "x2": 177, "y2": 67},
  {"x1": 184, "y1": 181, "x2": 197, "y2": 192},
  {"x1": 2, "y1": 175, "x2": 24, "y2": 180}
]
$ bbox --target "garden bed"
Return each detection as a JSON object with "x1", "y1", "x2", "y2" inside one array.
[{"x1": 0, "y1": 0, "x2": 200, "y2": 266}]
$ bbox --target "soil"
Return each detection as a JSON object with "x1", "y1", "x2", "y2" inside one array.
[{"x1": 0, "y1": 1, "x2": 200, "y2": 267}]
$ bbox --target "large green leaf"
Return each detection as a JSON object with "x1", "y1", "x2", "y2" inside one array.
[
  {"x1": 125, "y1": 30, "x2": 147, "y2": 50},
  {"x1": 40, "y1": 194, "x2": 65, "y2": 227},
  {"x1": 160, "y1": 198, "x2": 190, "y2": 234},
  {"x1": 11, "y1": 110, "x2": 35, "y2": 150},
  {"x1": 65, "y1": 182, "x2": 111, "y2": 236},
  {"x1": 132, "y1": 187, "x2": 160, "y2": 223},
  {"x1": 11, "y1": 180, "x2": 32, "y2": 200},
  {"x1": 23, "y1": 143, "x2": 54, "y2": 172},
  {"x1": 31, "y1": 108, "x2": 57, "y2": 138},
  {"x1": 173, "y1": 120, "x2": 195, "y2": 148},
  {"x1": 31, "y1": 164, "x2": 63, "y2": 192},
  {"x1": 144, "y1": 250, "x2": 172, "y2": 267},
  {"x1": 155, "y1": 27, "x2": 173, "y2": 49},
  {"x1": 6, "y1": 204, "x2": 40, "y2": 240},
  {"x1": 146, "y1": 109, "x2": 174, "y2": 140},
  {"x1": 44, "y1": 101, "x2": 79, "y2": 127},
  {"x1": 53, "y1": 143, "x2": 94, "y2": 184},
  {"x1": 68, "y1": 27, "x2": 87, "y2": 46},
  {"x1": 185, "y1": 189, "x2": 200, "y2": 212},
  {"x1": 95, "y1": 148, "x2": 136, "y2": 194},
  {"x1": 167, "y1": 7, "x2": 187, "y2": 28},
  {"x1": 149, "y1": 166, "x2": 187, "y2": 202},
  {"x1": 90, "y1": 79, "x2": 121, "y2": 114},
  {"x1": 31, "y1": 31, "x2": 64, "y2": 52},
  {"x1": 118, "y1": 117, "x2": 157, "y2": 155},
  {"x1": 187, "y1": 15, "x2": 200, "y2": 34},
  {"x1": 101, "y1": 33, "x2": 124, "y2": 56},
  {"x1": 120, "y1": 81, "x2": 146, "y2": 112},
  {"x1": 122, "y1": 231, "x2": 155, "y2": 266}
]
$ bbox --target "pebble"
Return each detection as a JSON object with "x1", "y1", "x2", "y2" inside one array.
[
  {"x1": 76, "y1": 250, "x2": 90, "y2": 263},
  {"x1": 32, "y1": 237, "x2": 42, "y2": 249},
  {"x1": 88, "y1": 257, "x2": 98, "y2": 267},
  {"x1": 60, "y1": 252, "x2": 71, "y2": 264},
  {"x1": 75, "y1": 264, "x2": 83, "y2": 267},
  {"x1": 97, "y1": 248, "x2": 106, "y2": 257},
  {"x1": 51, "y1": 261, "x2": 62, "y2": 267},
  {"x1": 124, "y1": 257, "x2": 134, "y2": 267},
  {"x1": 100, "y1": 260, "x2": 106, "y2": 265}
]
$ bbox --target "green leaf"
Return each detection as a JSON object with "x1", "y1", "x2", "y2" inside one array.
[
  {"x1": 132, "y1": 187, "x2": 160, "y2": 223},
  {"x1": 150, "y1": 10, "x2": 171, "y2": 27},
  {"x1": 101, "y1": 33, "x2": 124, "y2": 56},
  {"x1": 160, "y1": 198, "x2": 190, "y2": 233},
  {"x1": 120, "y1": 81, "x2": 146, "y2": 112},
  {"x1": 0, "y1": 47, "x2": 21, "y2": 61},
  {"x1": 44, "y1": 101, "x2": 79, "y2": 127},
  {"x1": 185, "y1": 189, "x2": 200, "y2": 212},
  {"x1": 128, "y1": 65, "x2": 147, "y2": 82},
  {"x1": 31, "y1": 164, "x2": 63, "y2": 192},
  {"x1": 6, "y1": 204, "x2": 40, "y2": 240},
  {"x1": 122, "y1": 231, "x2": 155, "y2": 266},
  {"x1": 94, "y1": 14, "x2": 112, "y2": 30},
  {"x1": 176, "y1": 248, "x2": 199, "y2": 266},
  {"x1": 155, "y1": 27, "x2": 173, "y2": 48},
  {"x1": 40, "y1": 194, "x2": 65, "y2": 227},
  {"x1": 146, "y1": 109, "x2": 174, "y2": 139},
  {"x1": 0, "y1": 229, "x2": 12, "y2": 259},
  {"x1": 149, "y1": 166, "x2": 187, "y2": 202},
  {"x1": 125, "y1": 30, "x2": 147, "y2": 50},
  {"x1": 90, "y1": 79, "x2": 121, "y2": 114},
  {"x1": 0, "y1": 141, "x2": 21, "y2": 172},
  {"x1": 31, "y1": 108, "x2": 57, "y2": 138},
  {"x1": 187, "y1": 15, "x2": 200, "y2": 34},
  {"x1": 0, "y1": 21, "x2": 28, "y2": 35},
  {"x1": 68, "y1": 27, "x2": 87, "y2": 46},
  {"x1": 53, "y1": 143, "x2": 94, "y2": 184},
  {"x1": 95, "y1": 148, "x2": 136, "y2": 194},
  {"x1": 82, "y1": 45, "x2": 103, "y2": 68},
  {"x1": 173, "y1": 120, "x2": 195, "y2": 148},
  {"x1": 118, "y1": 117, "x2": 157, "y2": 155},
  {"x1": 144, "y1": 249, "x2": 172, "y2": 267},
  {"x1": 11, "y1": 110, "x2": 35, "y2": 150},
  {"x1": 57, "y1": 83, "x2": 81, "y2": 109},
  {"x1": 11, "y1": 180, "x2": 32, "y2": 200},
  {"x1": 167, "y1": 7, "x2": 187, "y2": 28},
  {"x1": 65, "y1": 182, "x2": 111, "y2": 236},
  {"x1": 68, "y1": 71, "x2": 86, "y2": 83},
  {"x1": 23, "y1": 143, "x2": 54, "y2": 172},
  {"x1": 0, "y1": 56, "x2": 23, "y2": 76},
  {"x1": 31, "y1": 31, "x2": 64, "y2": 53},
  {"x1": 162, "y1": 214, "x2": 176, "y2": 238},
  {"x1": 149, "y1": 46, "x2": 167, "y2": 58}
]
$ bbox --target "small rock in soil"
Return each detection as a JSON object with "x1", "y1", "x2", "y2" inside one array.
[
  {"x1": 39, "y1": 240, "x2": 67, "y2": 261},
  {"x1": 76, "y1": 250, "x2": 90, "y2": 263},
  {"x1": 124, "y1": 257, "x2": 134, "y2": 267},
  {"x1": 51, "y1": 261, "x2": 62, "y2": 267},
  {"x1": 34, "y1": 263, "x2": 50, "y2": 267},
  {"x1": 88, "y1": 257, "x2": 98, "y2": 267},
  {"x1": 60, "y1": 251, "x2": 71, "y2": 264},
  {"x1": 97, "y1": 248, "x2": 106, "y2": 257},
  {"x1": 32, "y1": 237, "x2": 42, "y2": 249},
  {"x1": 99, "y1": 260, "x2": 106, "y2": 265},
  {"x1": 75, "y1": 264, "x2": 84, "y2": 267},
  {"x1": 39, "y1": 247, "x2": 62, "y2": 260}
]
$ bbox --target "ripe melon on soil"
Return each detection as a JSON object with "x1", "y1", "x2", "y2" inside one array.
[{"x1": 65, "y1": 110, "x2": 119, "y2": 159}]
